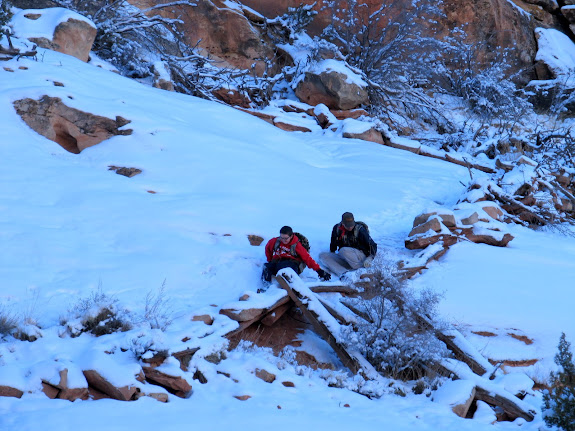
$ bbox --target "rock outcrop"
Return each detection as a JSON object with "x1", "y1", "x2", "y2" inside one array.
[
  {"x1": 12, "y1": 8, "x2": 96, "y2": 62},
  {"x1": 295, "y1": 69, "x2": 369, "y2": 110},
  {"x1": 14, "y1": 96, "x2": 132, "y2": 154},
  {"x1": 129, "y1": 0, "x2": 282, "y2": 76}
]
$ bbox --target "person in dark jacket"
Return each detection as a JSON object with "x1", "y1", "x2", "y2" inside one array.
[
  {"x1": 319, "y1": 212, "x2": 377, "y2": 278},
  {"x1": 262, "y1": 226, "x2": 331, "y2": 283}
]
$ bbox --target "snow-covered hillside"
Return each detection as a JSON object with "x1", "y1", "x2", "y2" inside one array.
[{"x1": 0, "y1": 23, "x2": 574, "y2": 431}]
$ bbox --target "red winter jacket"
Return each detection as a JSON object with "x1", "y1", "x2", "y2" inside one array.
[{"x1": 265, "y1": 234, "x2": 320, "y2": 271}]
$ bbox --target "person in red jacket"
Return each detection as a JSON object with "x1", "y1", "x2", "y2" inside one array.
[{"x1": 262, "y1": 226, "x2": 331, "y2": 283}]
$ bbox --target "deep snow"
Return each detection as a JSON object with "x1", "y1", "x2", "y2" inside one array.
[{"x1": 0, "y1": 10, "x2": 574, "y2": 431}]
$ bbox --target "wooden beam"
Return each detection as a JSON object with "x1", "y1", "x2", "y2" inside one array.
[
  {"x1": 308, "y1": 285, "x2": 361, "y2": 295},
  {"x1": 275, "y1": 272, "x2": 380, "y2": 380},
  {"x1": 474, "y1": 387, "x2": 535, "y2": 422},
  {"x1": 275, "y1": 274, "x2": 361, "y2": 374},
  {"x1": 261, "y1": 301, "x2": 292, "y2": 326}
]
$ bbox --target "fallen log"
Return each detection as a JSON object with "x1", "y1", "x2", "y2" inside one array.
[
  {"x1": 309, "y1": 285, "x2": 361, "y2": 295},
  {"x1": 261, "y1": 301, "x2": 292, "y2": 326},
  {"x1": 440, "y1": 359, "x2": 535, "y2": 422},
  {"x1": 276, "y1": 270, "x2": 380, "y2": 380},
  {"x1": 382, "y1": 138, "x2": 495, "y2": 174},
  {"x1": 219, "y1": 294, "x2": 290, "y2": 322}
]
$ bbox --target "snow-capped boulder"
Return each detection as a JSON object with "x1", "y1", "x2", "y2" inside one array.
[
  {"x1": 13, "y1": 96, "x2": 132, "y2": 154},
  {"x1": 341, "y1": 119, "x2": 384, "y2": 144},
  {"x1": 433, "y1": 379, "x2": 476, "y2": 418},
  {"x1": 152, "y1": 62, "x2": 175, "y2": 92},
  {"x1": 11, "y1": 8, "x2": 96, "y2": 62},
  {"x1": 295, "y1": 60, "x2": 369, "y2": 110},
  {"x1": 83, "y1": 369, "x2": 139, "y2": 401}
]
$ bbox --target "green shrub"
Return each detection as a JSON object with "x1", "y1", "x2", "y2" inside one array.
[{"x1": 543, "y1": 332, "x2": 575, "y2": 431}]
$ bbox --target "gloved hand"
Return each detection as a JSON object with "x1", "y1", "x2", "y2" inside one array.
[
  {"x1": 363, "y1": 256, "x2": 374, "y2": 268},
  {"x1": 317, "y1": 268, "x2": 331, "y2": 281}
]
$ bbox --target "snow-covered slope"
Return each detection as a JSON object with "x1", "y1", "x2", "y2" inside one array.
[{"x1": 0, "y1": 33, "x2": 573, "y2": 430}]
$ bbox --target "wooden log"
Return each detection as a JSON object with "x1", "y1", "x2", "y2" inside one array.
[
  {"x1": 219, "y1": 295, "x2": 290, "y2": 322},
  {"x1": 261, "y1": 301, "x2": 292, "y2": 326},
  {"x1": 474, "y1": 387, "x2": 535, "y2": 422},
  {"x1": 275, "y1": 274, "x2": 361, "y2": 374},
  {"x1": 438, "y1": 359, "x2": 535, "y2": 422},
  {"x1": 316, "y1": 296, "x2": 354, "y2": 325},
  {"x1": 382, "y1": 139, "x2": 495, "y2": 174},
  {"x1": 275, "y1": 272, "x2": 381, "y2": 381},
  {"x1": 309, "y1": 285, "x2": 361, "y2": 295}
]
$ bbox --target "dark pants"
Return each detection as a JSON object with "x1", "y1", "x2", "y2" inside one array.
[{"x1": 262, "y1": 260, "x2": 301, "y2": 282}]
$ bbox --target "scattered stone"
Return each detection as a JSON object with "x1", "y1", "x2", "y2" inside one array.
[
  {"x1": 247, "y1": 234, "x2": 264, "y2": 246},
  {"x1": 408, "y1": 217, "x2": 443, "y2": 237},
  {"x1": 460, "y1": 212, "x2": 479, "y2": 225},
  {"x1": 83, "y1": 370, "x2": 138, "y2": 401},
  {"x1": 0, "y1": 385, "x2": 24, "y2": 398},
  {"x1": 405, "y1": 234, "x2": 458, "y2": 250},
  {"x1": 42, "y1": 382, "x2": 60, "y2": 399},
  {"x1": 462, "y1": 230, "x2": 514, "y2": 247},
  {"x1": 142, "y1": 367, "x2": 192, "y2": 398},
  {"x1": 191, "y1": 314, "x2": 214, "y2": 325},
  {"x1": 342, "y1": 127, "x2": 384, "y2": 144},
  {"x1": 212, "y1": 88, "x2": 251, "y2": 108},
  {"x1": 255, "y1": 368, "x2": 276, "y2": 383},
  {"x1": 331, "y1": 109, "x2": 369, "y2": 120},
  {"x1": 413, "y1": 212, "x2": 455, "y2": 228},
  {"x1": 234, "y1": 394, "x2": 251, "y2": 400},
  {"x1": 108, "y1": 166, "x2": 142, "y2": 178},
  {"x1": 272, "y1": 120, "x2": 312, "y2": 133},
  {"x1": 482, "y1": 204, "x2": 504, "y2": 221},
  {"x1": 282, "y1": 381, "x2": 295, "y2": 387}
]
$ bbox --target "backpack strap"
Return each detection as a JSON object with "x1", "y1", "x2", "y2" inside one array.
[{"x1": 273, "y1": 236, "x2": 300, "y2": 258}]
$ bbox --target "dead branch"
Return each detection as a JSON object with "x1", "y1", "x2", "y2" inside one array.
[{"x1": 382, "y1": 138, "x2": 495, "y2": 174}]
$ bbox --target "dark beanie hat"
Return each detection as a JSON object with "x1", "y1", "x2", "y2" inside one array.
[{"x1": 342, "y1": 212, "x2": 355, "y2": 228}]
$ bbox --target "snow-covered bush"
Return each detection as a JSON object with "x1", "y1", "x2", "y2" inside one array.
[
  {"x1": 437, "y1": 40, "x2": 532, "y2": 123},
  {"x1": 142, "y1": 282, "x2": 173, "y2": 331},
  {"x1": 0, "y1": 304, "x2": 18, "y2": 337},
  {"x1": 320, "y1": 0, "x2": 453, "y2": 134},
  {"x1": 266, "y1": 2, "x2": 318, "y2": 43},
  {"x1": 341, "y1": 263, "x2": 448, "y2": 380},
  {"x1": 62, "y1": 288, "x2": 132, "y2": 337},
  {"x1": 543, "y1": 332, "x2": 575, "y2": 431},
  {"x1": 128, "y1": 330, "x2": 168, "y2": 362},
  {"x1": 0, "y1": 0, "x2": 12, "y2": 31}
]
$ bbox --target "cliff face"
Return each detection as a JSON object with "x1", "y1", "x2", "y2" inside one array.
[{"x1": 239, "y1": 0, "x2": 567, "y2": 80}]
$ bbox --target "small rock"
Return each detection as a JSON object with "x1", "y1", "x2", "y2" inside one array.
[
  {"x1": 408, "y1": 218, "x2": 443, "y2": 237},
  {"x1": 255, "y1": 369, "x2": 276, "y2": 383},
  {"x1": 108, "y1": 166, "x2": 142, "y2": 178},
  {"x1": 191, "y1": 314, "x2": 214, "y2": 325},
  {"x1": 234, "y1": 394, "x2": 251, "y2": 400},
  {"x1": 247, "y1": 235, "x2": 264, "y2": 246}
]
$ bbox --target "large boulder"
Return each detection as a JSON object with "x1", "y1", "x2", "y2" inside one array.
[
  {"x1": 295, "y1": 60, "x2": 369, "y2": 110},
  {"x1": 11, "y1": 8, "x2": 97, "y2": 62},
  {"x1": 128, "y1": 0, "x2": 281, "y2": 76},
  {"x1": 14, "y1": 96, "x2": 132, "y2": 154}
]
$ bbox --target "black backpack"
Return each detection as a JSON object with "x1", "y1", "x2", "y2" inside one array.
[{"x1": 339, "y1": 221, "x2": 369, "y2": 239}]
